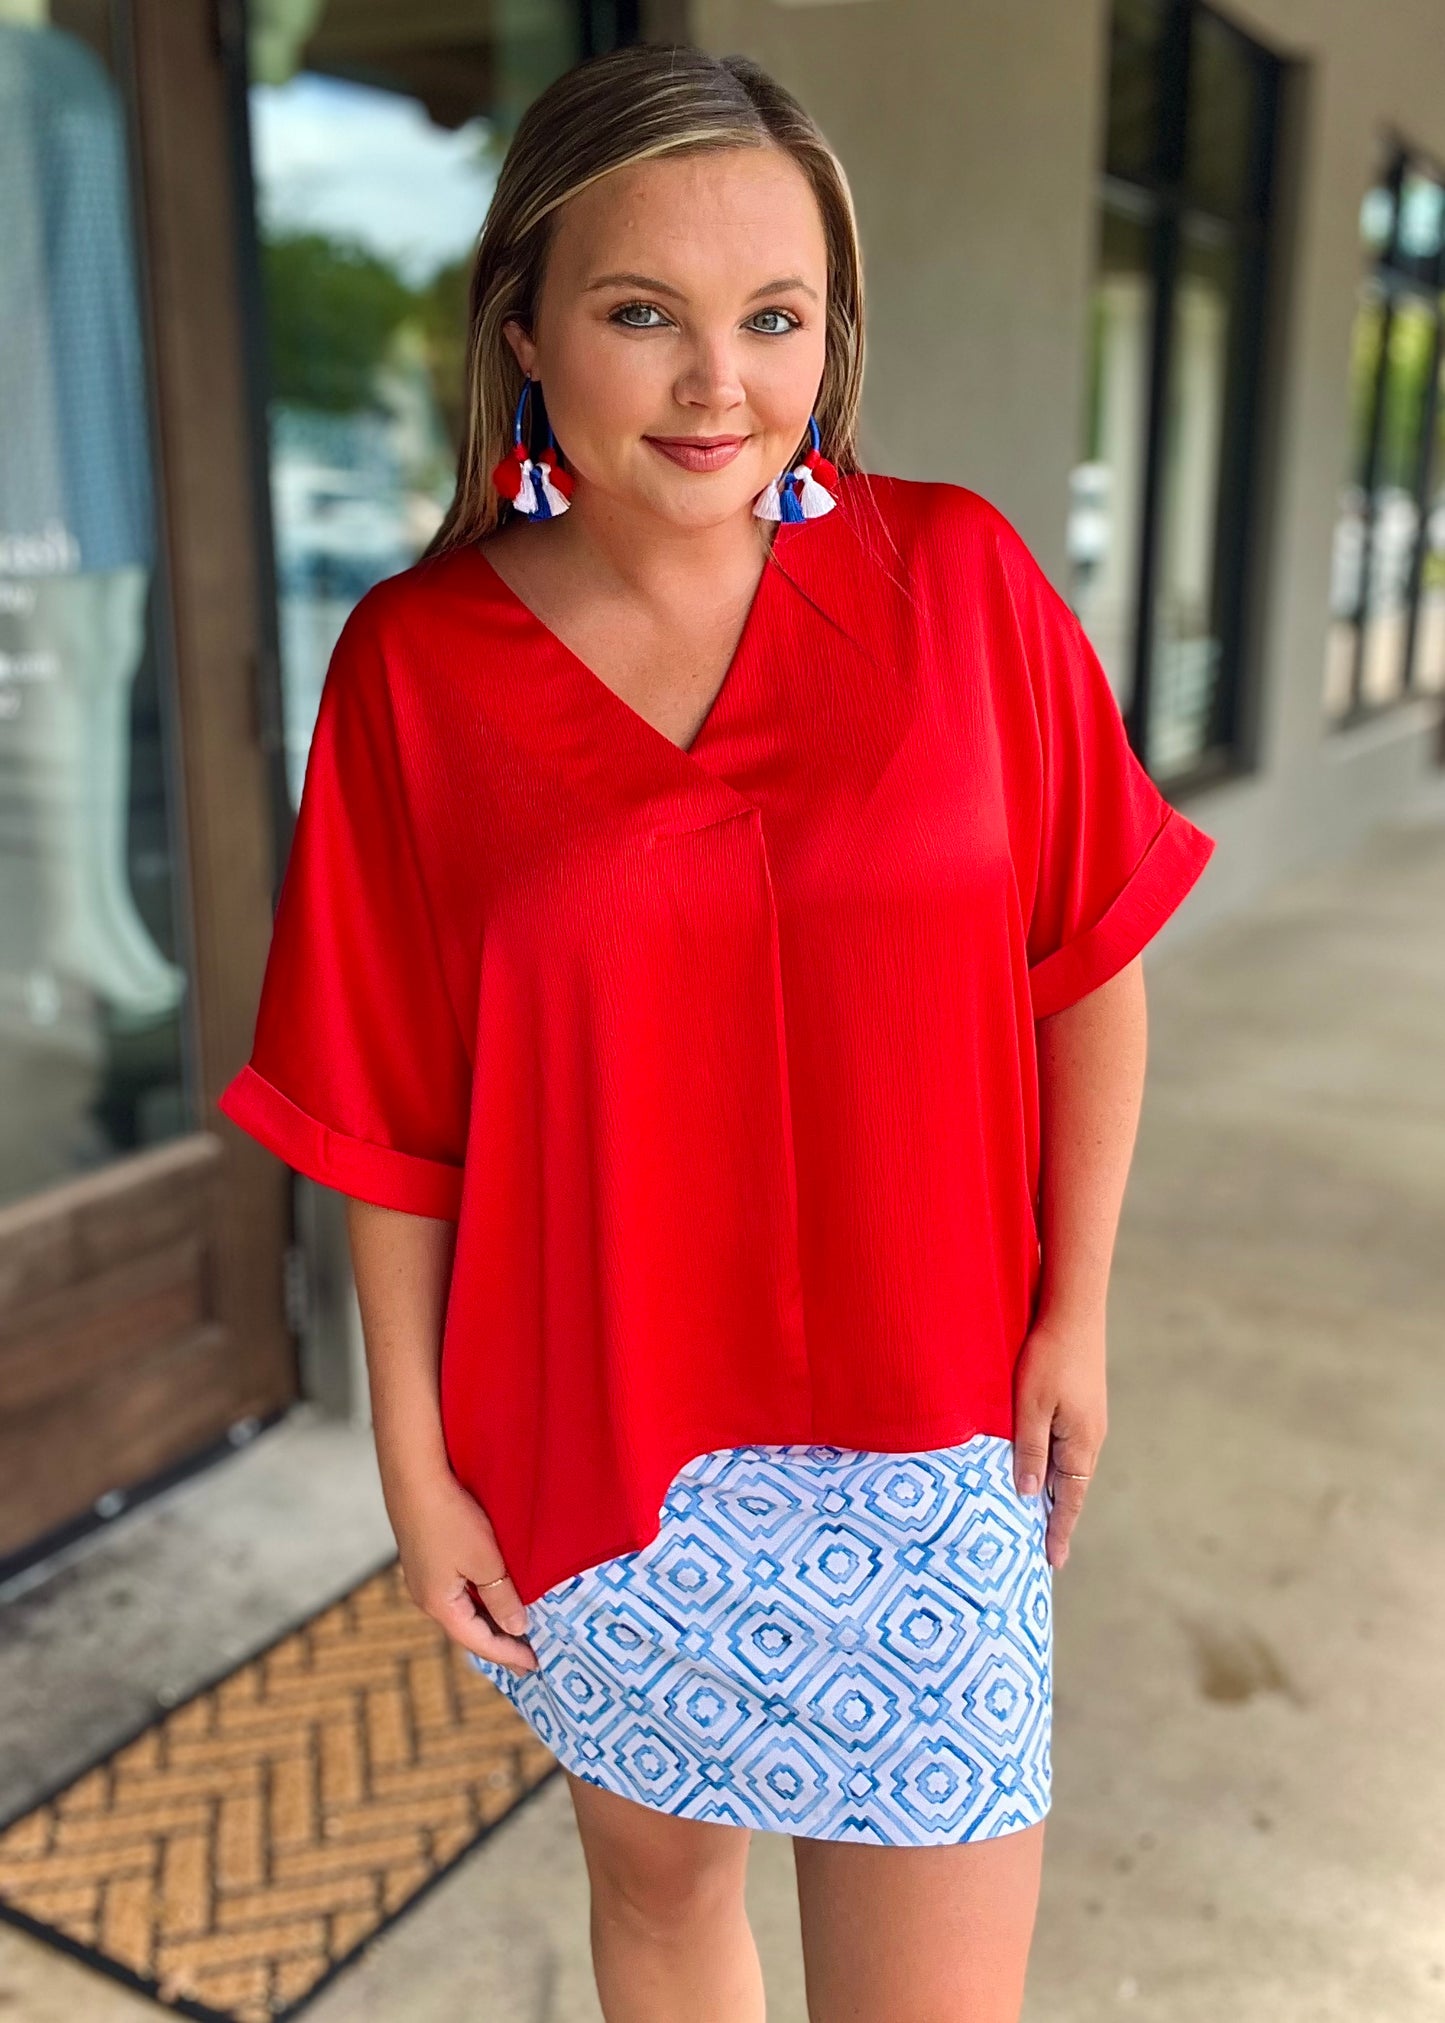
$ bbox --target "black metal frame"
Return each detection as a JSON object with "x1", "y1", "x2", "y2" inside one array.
[
  {"x1": 582, "y1": 0, "x2": 642, "y2": 59},
  {"x1": 1333, "y1": 139, "x2": 1445, "y2": 725},
  {"x1": 1101, "y1": 0, "x2": 1284, "y2": 787}
]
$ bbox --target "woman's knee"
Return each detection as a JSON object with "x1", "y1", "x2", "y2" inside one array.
[{"x1": 566, "y1": 1773, "x2": 751, "y2": 1933}]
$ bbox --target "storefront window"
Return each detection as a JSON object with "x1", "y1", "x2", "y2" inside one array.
[
  {"x1": 244, "y1": 2, "x2": 611, "y2": 806},
  {"x1": 0, "y1": 2, "x2": 190, "y2": 1207},
  {"x1": 1323, "y1": 151, "x2": 1445, "y2": 721},
  {"x1": 1418, "y1": 337, "x2": 1445, "y2": 694},
  {"x1": 1072, "y1": 0, "x2": 1283, "y2": 785},
  {"x1": 1072, "y1": 203, "x2": 1155, "y2": 716}
]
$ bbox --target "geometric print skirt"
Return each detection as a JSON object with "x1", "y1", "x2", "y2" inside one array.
[{"x1": 468, "y1": 1432, "x2": 1053, "y2": 1845}]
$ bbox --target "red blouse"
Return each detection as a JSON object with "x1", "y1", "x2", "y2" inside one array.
[{"x1": 218, "y1": 473, "x2": 1216, "y2": 1604}]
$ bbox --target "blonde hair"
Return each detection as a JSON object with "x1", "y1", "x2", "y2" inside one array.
[{"x1": 421, "y1": 41, "x2": 867, "y2": 559}]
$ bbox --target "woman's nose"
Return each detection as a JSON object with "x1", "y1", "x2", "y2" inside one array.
[{"x1": 673, "y1": 336, "x2": 747, "y2": 409}]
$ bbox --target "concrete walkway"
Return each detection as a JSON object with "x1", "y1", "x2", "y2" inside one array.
[{"x1": 2, "y1": 817, "x2": 1442, "y2": 2021}]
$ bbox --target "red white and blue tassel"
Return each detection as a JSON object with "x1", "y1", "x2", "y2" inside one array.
[
  {"x1": 753, "y1": 414, "x2": 838, "y2": 522},
  {"x1": 491, "y1": 379, "x2": 574, "y2": 518}
]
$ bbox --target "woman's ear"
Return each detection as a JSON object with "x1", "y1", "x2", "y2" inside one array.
[{"x1": 501, "y1": 317, "x2": 538, "y2": 379}]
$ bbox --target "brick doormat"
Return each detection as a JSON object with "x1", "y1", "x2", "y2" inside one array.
[{"x1": 0, "y1": 1558, "x2": 560, "y2": 2021}]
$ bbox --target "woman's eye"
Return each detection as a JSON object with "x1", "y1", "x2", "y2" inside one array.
[
  {"x1": 749, "y1": 309, "x2": 801, "y2": 336},
  {"x1": 608, "y1": 302, "x2": 802, "y2": 335},
  {"x1": 610, "y1": 301, "x2": 671, "y2": 329}
]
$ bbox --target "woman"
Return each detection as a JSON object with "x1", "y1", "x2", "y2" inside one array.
[{"x1": 219, "y1": 40, "x2": 1215, "y2": 2023}]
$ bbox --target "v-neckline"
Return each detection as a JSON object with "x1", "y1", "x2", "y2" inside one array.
[{"x1": 466, "y1": 522, "x2": 801, "y2": 773}]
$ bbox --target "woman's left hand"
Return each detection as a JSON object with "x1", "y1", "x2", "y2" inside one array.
[{"x1": 1011, "y1": 1312, "x2": 1108, "y2": 1569}]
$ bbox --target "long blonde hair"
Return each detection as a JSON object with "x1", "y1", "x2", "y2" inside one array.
[{"x1": 421, "y1": 41, "x2": 867, "y2": 559}]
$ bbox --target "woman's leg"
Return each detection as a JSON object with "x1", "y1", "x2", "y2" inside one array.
[
  {"x1": 791, "y1": 1818, "x2": 1046, "y2": 2023},
  {"x1": 564, "y1": 1769, "x2": 765, "y2": 2023}
]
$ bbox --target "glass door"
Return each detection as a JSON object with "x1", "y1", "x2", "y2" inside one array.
[
  {"x1": 0, "y1": 0, "x2": 191, "y2": 1205},
  {"x1": 242, "y1": 0, "x2": 616, "y2": 805}
]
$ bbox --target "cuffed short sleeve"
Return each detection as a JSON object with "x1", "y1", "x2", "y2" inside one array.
[
  {"x1": 993, "y1": 513, "x2": 1217, "y2": 1019},
  {"x1": 217, "y1": 600, "x2": 472, "y2": 1218}
]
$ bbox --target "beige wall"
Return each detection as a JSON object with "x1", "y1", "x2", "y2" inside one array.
[{"x1": 689, "y1": 0, "x2": 1445, "y2": 925}]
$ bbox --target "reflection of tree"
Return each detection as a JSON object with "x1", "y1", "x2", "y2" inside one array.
[
  {"x1": 261, "y1": 231, "x2": 475, "y2": 457},
  {"x1": 414, "y1": 257, "x2": 471, "y2": 456},
  {"x1": 1347, "y1": 292, "x2": 1439, "y2": 492},
  {"x1": 1379, "y1": 302, "x2": 1437, "y2": 490},
  {"x1": 262, "y1": 232, "x2": 414, "y2": 411},
  {"x1": 1348, "y1": 299, "x2": 1383, "y2": 476}
]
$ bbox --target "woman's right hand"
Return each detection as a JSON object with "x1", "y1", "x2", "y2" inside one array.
[{"x1": 388, "y1": 1464, "x2": 540, "y2": 1675}]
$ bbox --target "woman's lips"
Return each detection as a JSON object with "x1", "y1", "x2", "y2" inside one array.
[{"x1": 645, "y1": 435, "x2": 748, "y2": 472}]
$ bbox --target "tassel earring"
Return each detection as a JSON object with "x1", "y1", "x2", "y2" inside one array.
[
  {"x1": 491, "y1": 378, "x2": 574, "y2": 518},
  {"x1": 753, "y1": 414, "x2": 838, "y2": 522}
]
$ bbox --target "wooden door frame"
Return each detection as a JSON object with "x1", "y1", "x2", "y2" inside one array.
[
  {"x1": 124, "y1": 0, "x2": 298, "y2": 1409},
  {"x1": 0, "y1": 0, "x2": 298, "y2": 1573}
]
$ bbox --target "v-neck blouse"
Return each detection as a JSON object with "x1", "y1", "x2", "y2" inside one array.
[{"x1": 218, "y1": 472, "x2": 1216, "y2": 1605}]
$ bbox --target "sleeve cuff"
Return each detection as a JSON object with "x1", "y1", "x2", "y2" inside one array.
[
  {"x1": 1028, "y1": 806, "x2": 1216, "y2": 1020},
  {"x1": 217, "y1": 1062, "x2": 466, "y2": 1220}
]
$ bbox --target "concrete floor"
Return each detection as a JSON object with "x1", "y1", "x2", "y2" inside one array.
[{"x1": 2, "y1": 816, "x2": 1443, "y2": 2021}]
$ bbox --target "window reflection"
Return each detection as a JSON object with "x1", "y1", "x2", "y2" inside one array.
[
  {"x1": 1105, "y1": 0, "x2": 1166, "y2": 188},
  {"x1": 1360, "y1": 297, "x2": 1435, "y2": 705},
  {"x1": 1417, "y1": 340, "x2": 1445, "y2": 693},
  {"x1": 1077, "y1": 0, "x2": 1281, "y2": 783},
  {"x1": 0, "y1": 6, "x2": 189, "y2": 1206},
  {"x1": 1396, "y1": 168, "x2": 1445, "y2": 282},
  {"x1": 1323, "y1": 286, "x2": 1384, "y2": 717},
  {"x1": 1148, "y1": 223, "x2": 1236, "y2": 776},
  {"x1": 1323, "y1": 153, "x2": 1445, "y2": 721},
  {"x1": 1071, "y1": 204, "x2": 1154, "y2": 715},
  {"x1": 246, "y1": 2, "x2": 583, "y2": 805},
  {"x1": 1183, "y1": 6, "x2": 1258, "y2": 222}
]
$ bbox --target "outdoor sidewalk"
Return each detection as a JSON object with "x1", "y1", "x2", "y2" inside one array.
[{"x1": 2, "y1": 816, "x2": 1443, "y2": 2022}]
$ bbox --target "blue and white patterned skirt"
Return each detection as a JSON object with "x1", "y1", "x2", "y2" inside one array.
[{"x1": 468, "y1": 1433, "x2": 1053, "y2": 1845}]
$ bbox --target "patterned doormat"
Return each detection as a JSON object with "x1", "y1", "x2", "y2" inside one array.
[{"x1": 0, "y1": 1559, "x2": 560, "y2": 2022}]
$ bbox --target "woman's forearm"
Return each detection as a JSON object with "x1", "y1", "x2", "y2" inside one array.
[
  {"x1": 1032, "y1": 955, "x2": 1149, "y2": 1332},
  {"x1": 343, "y1": 1196, "x2": 459, "y2": 1498},
  {"x1": 342, "y1": 1196, "x2": 538, "y2": 1669}
]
